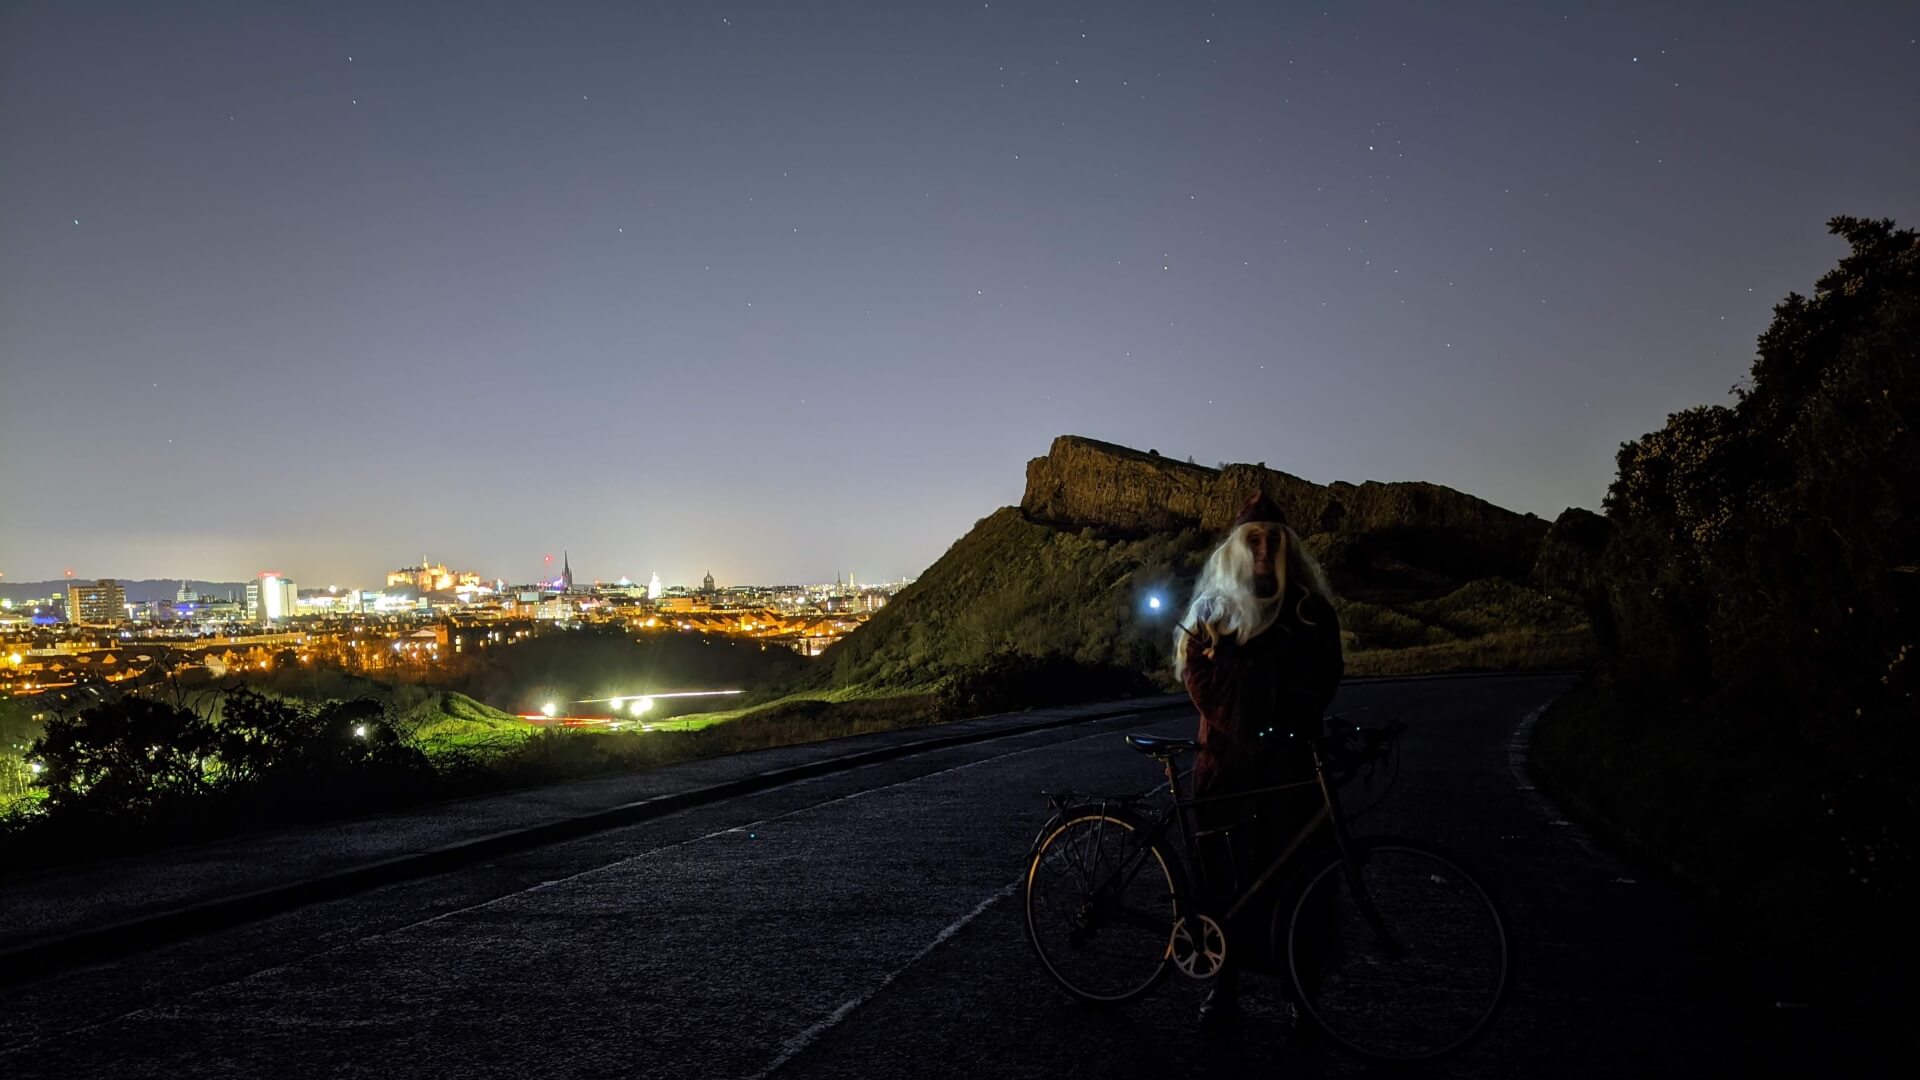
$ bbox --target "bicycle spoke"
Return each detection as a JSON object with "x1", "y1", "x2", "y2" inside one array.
[
  {"x1": 1025, "y1": 813, "x2": 1179, "y2": 1004},
  {"x1": 1286, "y1": 841, "x2": 1509, "y2": 1062}
]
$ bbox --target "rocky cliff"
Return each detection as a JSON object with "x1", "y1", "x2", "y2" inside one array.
[
  {"x1": 1021, "y1": 435, "x2": 1552, "y2": 600},
  {"x1": 818, "y1": 435, "x2": 1594, "y2": 690}
]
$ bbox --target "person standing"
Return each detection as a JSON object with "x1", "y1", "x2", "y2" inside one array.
[{"x1": 1173, "y1": 492, "x2": 1345, "y2": 1029}]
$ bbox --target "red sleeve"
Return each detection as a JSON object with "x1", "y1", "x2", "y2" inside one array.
[
  {"x1": 1181, "y1": 631, "x2": 1235, "y2": 713},
  {"x1": 1183, "y1": 632, "x2": 1247, "y2": 768}
]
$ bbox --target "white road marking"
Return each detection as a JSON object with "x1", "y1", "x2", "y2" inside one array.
[
  {"x1": 740, "y1": 880, "x2": 1019, "y2": 1080},
  {"x1": 1507, "y1": 704, "x2": 1605, "y2": 858},
  {"x1": 3, "y1": 716, "x2": 1164, "y2": 1055}
]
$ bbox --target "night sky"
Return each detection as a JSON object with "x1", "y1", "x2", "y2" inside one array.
[{"x1": 2, "y1": 2, "x2": 1916, "y2": 588}]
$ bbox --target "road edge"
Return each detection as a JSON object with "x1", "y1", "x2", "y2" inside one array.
[{"x1": 0, "y1": 697, "x2": 1188, "y2": 985}]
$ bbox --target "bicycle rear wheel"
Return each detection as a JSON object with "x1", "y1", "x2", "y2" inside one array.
[
  {"x1": 1024, "y1": 809, "x2": 1181, "y2": 1004},
  {"x1": 1280, "y1": 838, "x2": 1509, "y2": 1062}
]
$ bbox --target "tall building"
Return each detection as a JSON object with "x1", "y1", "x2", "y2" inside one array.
[
  {"x1": 246, "y1": 573, "x2": 298, "y2": 624},
  {"x1": 176, "y1": 581, "x2": 199, "y2": 603},
  {"x1": 702, "y1": 571, "x2": 716, "y2": 594},
  {"x1": 647, "y1": 572, "x2": 663, "y2": 601},
  {"x1": 560, "y1": 551, "x2": 575, "y2": 593},
  {"x1": 67, "y1": 579, "x2": 127, "y2": 625}
]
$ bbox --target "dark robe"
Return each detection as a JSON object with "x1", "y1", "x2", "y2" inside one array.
[
  {"x1": 1181, "y1": 582, "x2": 1345, "y2": 822},
  {"x1": 1181, "y1": 581, "x2": 1344, "y2": 974}
]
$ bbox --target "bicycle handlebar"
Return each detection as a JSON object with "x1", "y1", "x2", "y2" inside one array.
[{"x1": 1315, "y1": 718, "x2": 1406, "y2": 777}]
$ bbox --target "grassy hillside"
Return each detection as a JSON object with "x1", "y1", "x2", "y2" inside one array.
[
  {"x1": 818, "y1": 506, "x2": 1591, "y2": 696},
  {"x1": 396, "y1": 692, "x2": 536, "y2": 753},
  {"x1": 816, "y1": 508, "x2": 1213, "y2": 691}
]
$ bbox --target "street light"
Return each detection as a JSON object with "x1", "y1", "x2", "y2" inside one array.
[
  {"x1": 541, "y1": 702, "x2": 557, "y2": 718},
  {"x1": 631, "y1": 697, "x2": 653, "y2": 715}
]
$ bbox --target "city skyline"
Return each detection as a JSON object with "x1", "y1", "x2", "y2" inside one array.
[
  {"x1": 4, "y1": 3, "x2": 1918, "y2": 584},
  {"x1": 0, "y1": 561, "x2": 900, "y2": 598}
]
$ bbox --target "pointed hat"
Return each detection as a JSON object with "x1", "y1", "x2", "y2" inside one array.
[{"x1": 1231, "y1": 491, "x2": 1288, "y2": 529}]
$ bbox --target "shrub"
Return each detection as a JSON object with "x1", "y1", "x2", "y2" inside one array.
[
  {"x1": 30, "y1": 698, "x2": 218, "y2": 818},
  {"x1": 935, "y1": 651, "x2": 1156, "y2": 718},
  {"x1": 215, "y1": 689, "x2": 429, "y2": 788},
  {"x1": 1559, "y1": 216, "x2": 1919, "y2": 1049}
]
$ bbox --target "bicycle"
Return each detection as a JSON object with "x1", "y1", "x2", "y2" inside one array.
[{"x1": 1022, "y1": 713, "x2": 1511, "y2": 1063}]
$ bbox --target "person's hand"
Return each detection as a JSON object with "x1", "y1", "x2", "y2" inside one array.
[{"x1": 1186, "y1": 622, "x2": 1220, "y2": 661}]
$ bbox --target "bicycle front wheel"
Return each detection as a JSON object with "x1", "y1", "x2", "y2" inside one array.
[
  {"x1": 1282, "y1": 838, "x2": 1510, "y2": 1062},
  {"x1": 1024, "y1": 809, "x2": 1181, "y2": 1004}
]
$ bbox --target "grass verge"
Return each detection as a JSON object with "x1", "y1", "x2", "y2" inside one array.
[
  {"x1": 1344, "y1": 626, "x2": 1595, "y2": 677},
  {"x1": 1529, "y1": 677, "x2": 1916, "y2": 1066}
]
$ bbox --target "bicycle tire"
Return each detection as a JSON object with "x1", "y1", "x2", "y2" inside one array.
[
  {"x1": 1023, "y1": 808, "x2": 1183, "y2": 1005},
  {"x1": 1279, "y1": 837, "x2": 1510, "y2": 1062}
]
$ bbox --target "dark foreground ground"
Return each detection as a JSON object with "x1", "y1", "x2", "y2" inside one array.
[{"x1": 0, "y1": 675, "x2": 1808, "y2": 1078}]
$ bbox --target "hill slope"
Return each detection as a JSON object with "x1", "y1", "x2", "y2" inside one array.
[{"x1": 820, "y1": 436, "x2": 1592, "y2": 692}]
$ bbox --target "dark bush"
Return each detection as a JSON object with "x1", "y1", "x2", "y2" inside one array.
[
  {"x1": 936, "y1": 651, "x2": 1156, "y2": 719},
  {"x1": 215, "y1": 689, "x2": 429, "y2": 789},
  {"x1": 1556, "y1": 216, "x2": 1919, "y2": 1049},
  {"x1": 31, "y1": 698, "x2": 218, "y2": 818}
]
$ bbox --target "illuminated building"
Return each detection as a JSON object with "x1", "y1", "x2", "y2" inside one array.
[
  {"x1": 702, "y1": 571, "x2": 716, "y2": 595},
  {"x1": 600, "y1": 576, "x2": 647, "y2": 599},
  {"x1": 386, "y1": 558, "x2": 481, "y2": 592},
  {"x1": 66, "y1": 579, "x2": 127, "y2": 625},
  {"x1": 246, "y1": 573, "x2": 298, "y2": 624},
  {"x1": 647, "y1": 572, "x2": 663, "y2": 601}
]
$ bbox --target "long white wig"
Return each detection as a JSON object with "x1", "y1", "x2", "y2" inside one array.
[{"x1": 1172, "y1": 522, "x2": 1334, "y2": 679}]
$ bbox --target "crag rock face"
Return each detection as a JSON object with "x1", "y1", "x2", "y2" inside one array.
[
  {"x1": 1531, "y1": 506, "x2": 1618, "y2": 648},
  {"x1": 1532, "y1": 507, "x2": 1614, "y2": 604},
  {"x1": 1020, "y1": 435, "x2": 1553, "y2": 599}
]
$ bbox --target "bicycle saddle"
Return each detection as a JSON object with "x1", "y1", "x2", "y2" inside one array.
[{"x1": 1124, "y1": 733, "x2": 1200, "y2": 757}]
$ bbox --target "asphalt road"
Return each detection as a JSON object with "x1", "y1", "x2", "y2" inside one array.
[{"x1": 0, "y1": 675, "x2": 1767, "y2": 1079}]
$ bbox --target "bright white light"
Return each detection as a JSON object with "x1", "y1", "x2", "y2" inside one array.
[
  {"x1": 28, "y1": 762, "x2": 43, "y2": 776},
  {"x1": 610, "y1": 697, "x2": 624, "y2": 710},
  {"x1": 1148, "y1": 595, "x2": 1162, "y2": 610},
  {"x1": 541, "y1": 702, "x2": 557, "y2": 718},
  {"x1": 353, "y1": 725, "x2": 368, "y2": 738},
  {"x1": 632, "y1": 697, "x2": 654, "y2": 714}
]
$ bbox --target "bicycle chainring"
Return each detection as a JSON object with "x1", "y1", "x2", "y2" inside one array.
[{"x1": 1169, "y1": 914, "x2": 1227, "y2": 980}]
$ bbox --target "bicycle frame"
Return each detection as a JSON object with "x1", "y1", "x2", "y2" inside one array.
[
  {"x1": 1146, "y1": 747, "x2": 1346, "y2": 922},
  {"x1": 1060, "y1": 734, "x2": 1401, "y2": 957}
]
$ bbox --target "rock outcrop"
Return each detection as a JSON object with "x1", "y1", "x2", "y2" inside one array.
[
  {"x1": 1531, "y1": 506, "x2": 1618, "y2": 649},
  {"x1": 1021, "y1": 435, "x2": 1553, "y2": 600}
]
